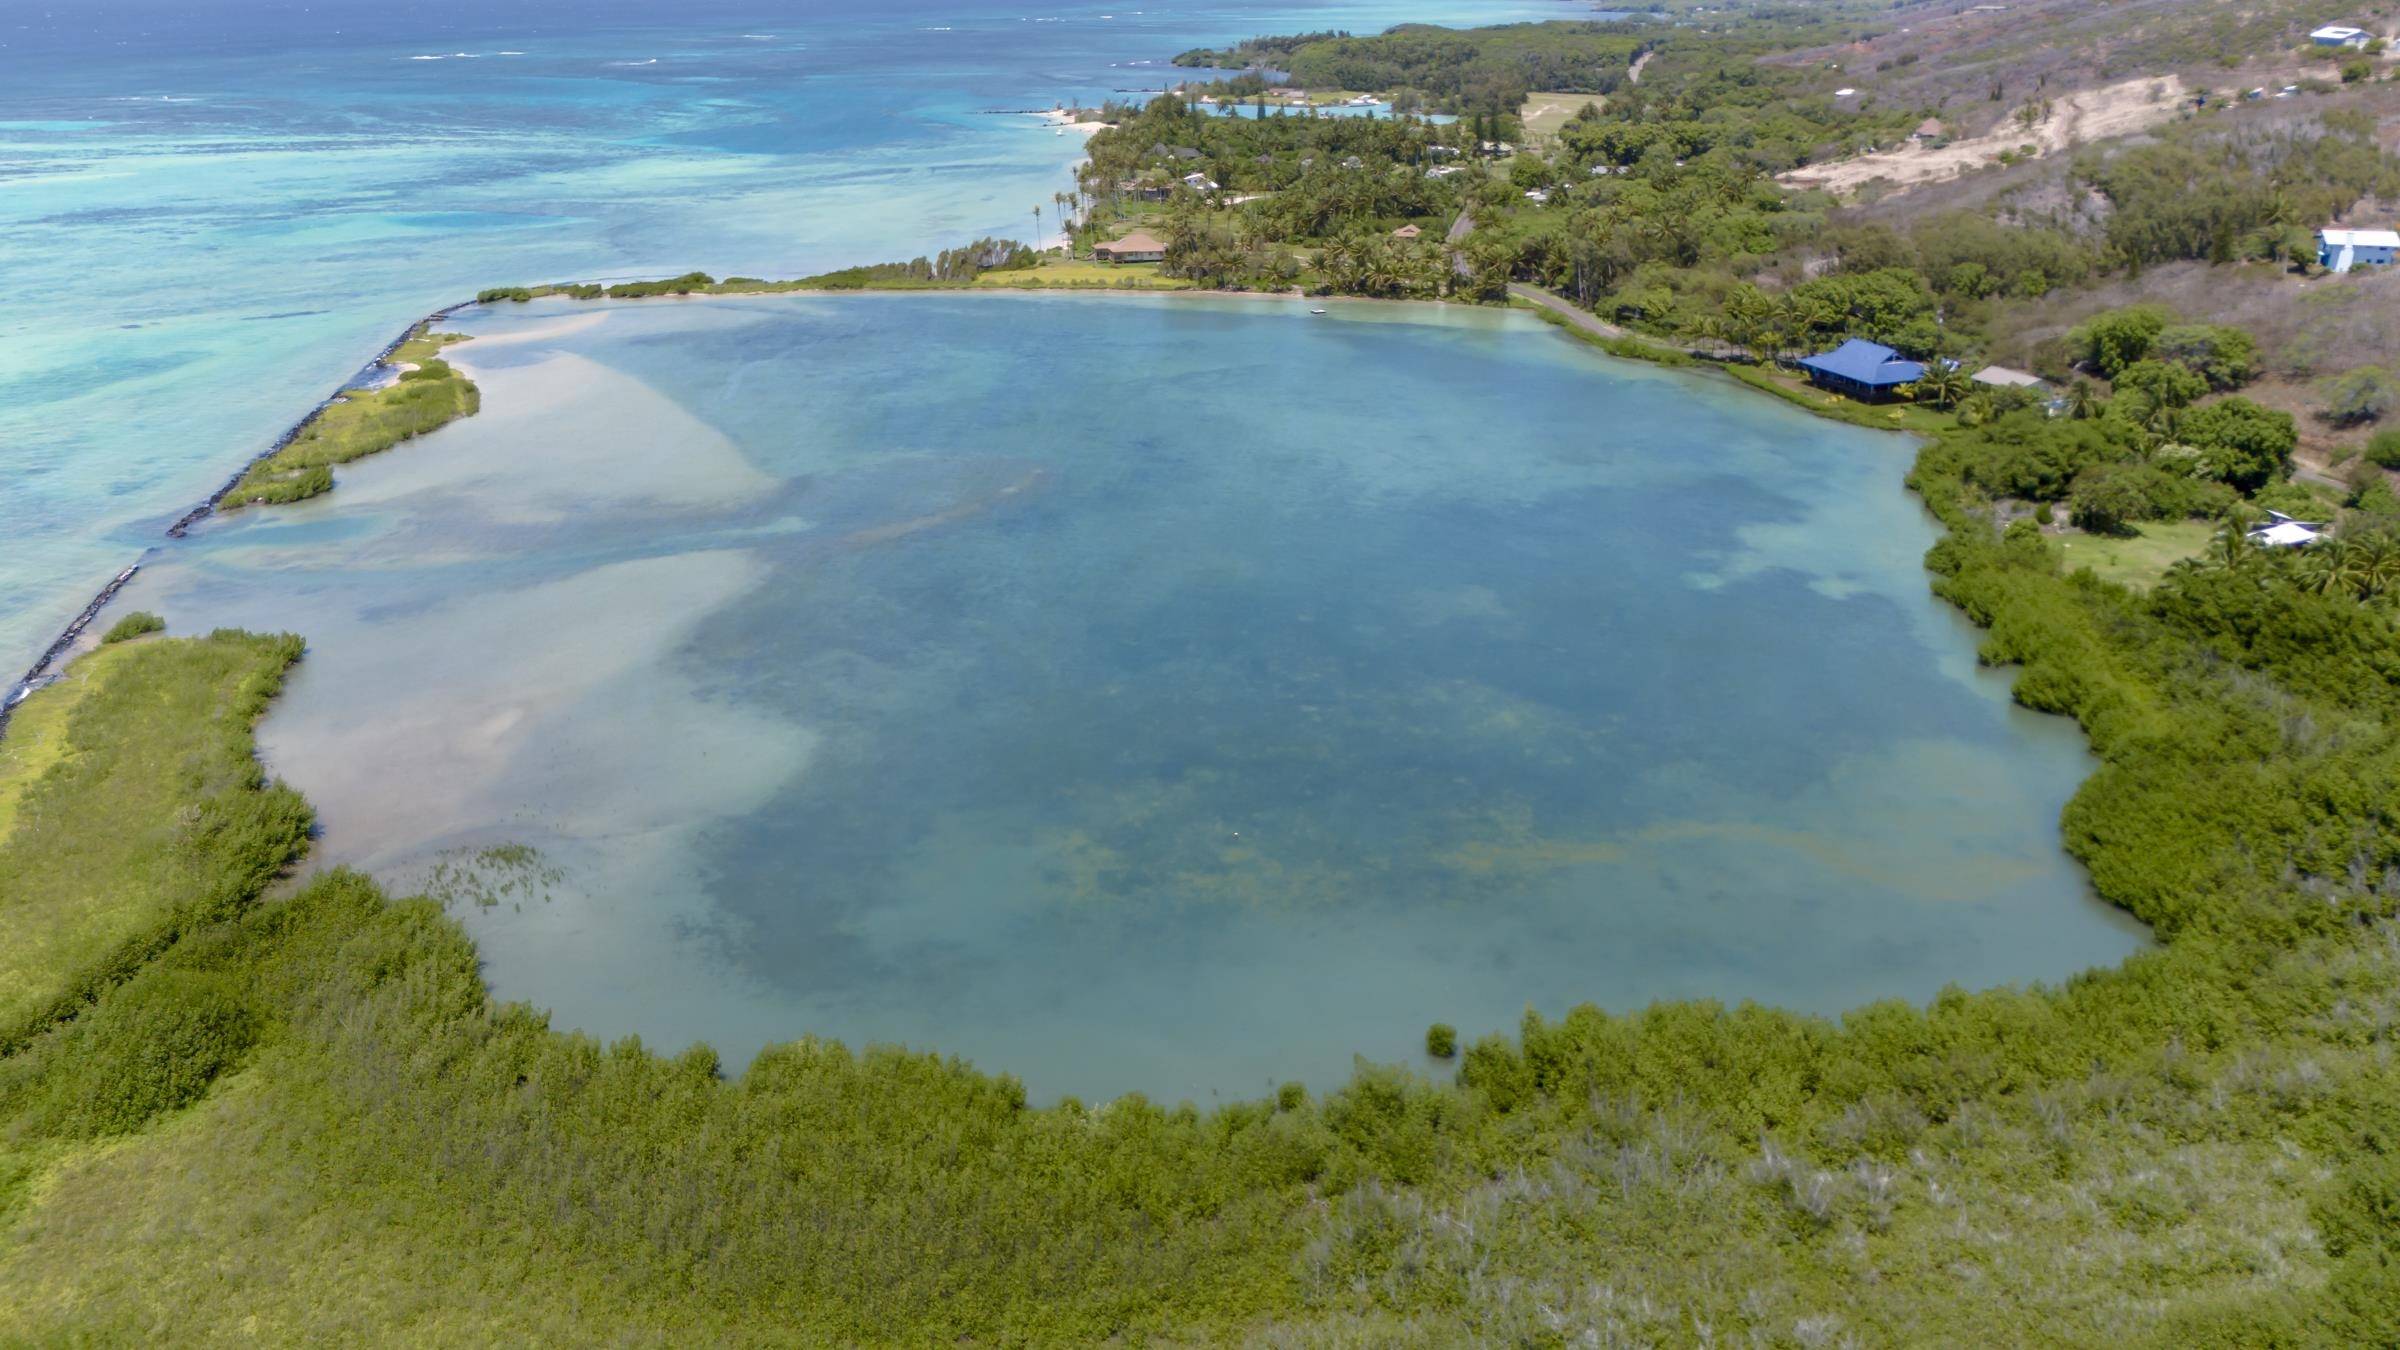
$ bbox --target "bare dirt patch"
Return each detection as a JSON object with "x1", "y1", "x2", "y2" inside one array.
[{"x1": 1782, "y1": 74, "x2": 2187, "y2": 199}]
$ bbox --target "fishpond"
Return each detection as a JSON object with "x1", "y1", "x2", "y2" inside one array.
[{"x1": 123, "y1": 292, "x2": 2149, "y2": 1101}]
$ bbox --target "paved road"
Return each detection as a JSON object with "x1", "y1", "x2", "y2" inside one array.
[
  {"x1": 1507, "y1": 283, "x2": 1744, "y2": 361},
  {"x1": 1506, "y1": 282, "x2": 1634, "y2": 338}
]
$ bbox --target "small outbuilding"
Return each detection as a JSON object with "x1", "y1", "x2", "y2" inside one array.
[
  {"x1": 1796, "y1": 338, "x2": 1926, "y2": 402},
  {"x1": 1912, "y1": 118, "x2": 1945, "y2": 142},
  {"x1": 2319, "y1": 226, "x2": 2400, "y2": 272},
  {"x1": 2311, "y1": 24, "x2": 2372, "y2": 46},
  {"x1": 1971, "y1": 365, "x2": 2047, "y2": 389},
  {"x1": 2248, "y1": 511, "x2": 2327, "y2": 548},
  {"x1": 1093, "y1": 231, "x2": 1167, "y2": 263},
  {"x1": 1391, "y1": 223, "x2": 1422, "y2": 239}
]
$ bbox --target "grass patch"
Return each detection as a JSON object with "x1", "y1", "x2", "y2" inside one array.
[
  {"x1": 975, "y1": 260, "x2": 1193, "y2": 289},
  {"x1": 2055, "y1": 518, "x2": 2219, "y2": 590},
  {"x1": 0, "y1": 661, "x2": 111, "y2": 849},
  {"x1": 0, "y1": 633, "x2": 307, "y2": 1045},
  {"x1": 225, "y1": 326, "x2": 478, "y2": 508},
  {"x1": 1519, "y1": 90, "x2": 1603, "y2": 146},
  {"x1": 1723, "y1": 363, "x2": 1955, "y2": 433},
  {"x1": 97, "y1": 612, "x2": 162, "y2": 645}
]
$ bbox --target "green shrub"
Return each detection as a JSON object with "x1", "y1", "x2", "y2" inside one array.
[
  {"x1": 2368, "y1": 427, "x2": 2400, "y2": 470},
  {"x1": 2068, "y1": 463, "x2": 2159, "y2": 534},
  {"x1": 2112, "y1": 358, "x2": 2208, "y2": 411},
  {"x1": 8, "y1": 969, "x2": 257, "y2": 1138},
  {"x1": 2317, "y1": 366, "x2": 2400, "y2": 427},
  {"x1": 1425, "y1": 1022, "x2": 1457, "y2": 1058},
  {"x1": 2180, "y1": 397, "x2": 2297, "y2": 490},
  {"x1": 2248, "y1": 480, "x2": 2330, "y2": 519},
  {"x1": 2151, "y1": 323, "x2": 2256, "y2": 390},
  {"x1": 99, "y1": 611, "x2": 163, "y2": 644},
  {"x1": 605, "y1": 272, "x2": 716, "y2": 299},
  {"x1": 2071, "y1": 305, "x2": 2174, "y2": 377}
]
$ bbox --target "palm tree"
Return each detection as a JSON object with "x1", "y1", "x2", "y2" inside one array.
[
  {"x1": 1907, "y1": 364, "x2": 1972, "y2": 409},
  {"x1": 2207, "y1": 513, "x2": 2261, "y2": 572},
  {"x1": 2066, "y1": 378, "x2": 2102, "y2": 420},
  {"x1": 2297, "y1": 540, "x2": 2365, "y2": 597},
  {"x1": 2359, "y1": 536, "x2": 2400, "y2": 598}
]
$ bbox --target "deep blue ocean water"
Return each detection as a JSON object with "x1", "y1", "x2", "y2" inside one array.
[{"x1": 0, "y1": 0, "x2": 1562, "y2": 666}]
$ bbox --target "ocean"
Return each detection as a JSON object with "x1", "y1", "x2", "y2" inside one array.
[{"x1": 0, "y1": 0, "x2": 1564, "y2": 667}]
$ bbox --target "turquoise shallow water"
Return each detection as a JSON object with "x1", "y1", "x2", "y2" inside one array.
[
  {"x1": 122, "y1": 293, "x2": 2148, "y2": 1102},
  {"x1": 0, "y1": 0, "x2": 1557, "y2": 669}
]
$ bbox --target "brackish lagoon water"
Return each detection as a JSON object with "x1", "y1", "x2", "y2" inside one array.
[
  {"x1": 122, "y1": 293, "x2": 2149, "y2": 1101},
  {"x1": 0, "y1": 0, "x2": 1561, "y2": 668}
]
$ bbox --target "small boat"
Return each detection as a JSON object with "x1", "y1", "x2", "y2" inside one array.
[{"x1": 1310, "y1": 307, "x2": 1327, "y2": 315}]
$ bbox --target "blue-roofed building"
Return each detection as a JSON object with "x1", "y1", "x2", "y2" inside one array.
[{"x1": 1795, "y1": 338, "x2": 1925, "y2": 402}]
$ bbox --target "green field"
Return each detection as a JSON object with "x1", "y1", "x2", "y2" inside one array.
[
  {"x1": 1519, "y1": 90, "x2": 1602, "y2": 147},
  {"x1": 2055, "y1": 518, "x2": 2218, "y2": 589}
]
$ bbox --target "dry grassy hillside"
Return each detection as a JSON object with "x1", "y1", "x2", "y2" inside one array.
[{"x1": 1774, "y1": 0, "x2": 2399, "y2": 110}]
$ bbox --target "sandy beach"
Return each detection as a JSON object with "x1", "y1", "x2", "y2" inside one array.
[{"x1": 1038, "y1": 107, "x2": 1109, "y2": 135}]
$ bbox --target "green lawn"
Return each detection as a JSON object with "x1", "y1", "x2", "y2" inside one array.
[
  {"x1": 1721, "y1": 364, "x2": 1957, "y2": 433},
  {"x1": 976, "y1": 260, "x2": 1192, "y2": 289},
  {"x1": 2055, "y1": 518, "x2": 2217, "y2": 590}
]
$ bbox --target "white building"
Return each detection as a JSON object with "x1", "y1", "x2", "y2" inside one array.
[
  {"x1": 2248, "y1": 511, "x2": 2327, "y2": 548},
  {"x1": 2319, "y1": 226, "x2": 2400, "y2": 272},
  {"x1": 2311, "y1": 24, "x2": 2372, "y2": 46},
  {"x1": 1970, "y1": 365, "x2": 2047, "y2": 389}
]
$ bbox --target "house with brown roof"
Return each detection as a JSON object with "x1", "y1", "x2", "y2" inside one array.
[{"x1": 1094, "y1": 231, "x2": 1167, "y2": 263}]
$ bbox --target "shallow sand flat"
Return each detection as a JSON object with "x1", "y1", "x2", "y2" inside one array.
[
  {"x1": 253, "y1": 548, "x2": 812, "y2": 868},
  {"x1": 440, "y1": 307, "x2": 612, "y2": 350},
  {"x1": 329, "y1": 348, "x2": 779, "y2": 523}
]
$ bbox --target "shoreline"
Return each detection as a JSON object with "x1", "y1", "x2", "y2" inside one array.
[
  {"x1": 0, "y1": 301, "x2": 468, "y2": 735},
  {"x1": 0, "y1": 277, "x2": 1843, "y2": 731}
]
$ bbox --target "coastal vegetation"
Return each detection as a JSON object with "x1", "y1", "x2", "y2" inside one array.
[
  {"x1": 1175, "y1": 22, "x2": 1648, "y2": 116},
  {"x1": 95, "y1": 612, "x2": 160, "y2": 645},
  {"x1": 225, "y1": 325, "x2": 477, "y2": 508},
  {"x1": 10, "y1": 370, "x2": 2400, "y2": 1336},
  {"x1": 19, "y1": 4, "x2": 2400, "y2": 1341}
]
